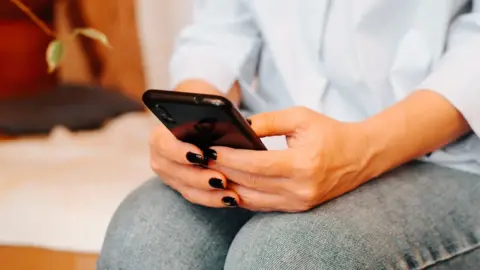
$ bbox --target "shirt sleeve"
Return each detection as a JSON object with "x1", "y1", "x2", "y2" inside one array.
[
  {"x1": 169, "y1": 0, "x2": 261, "y2": 94},
  {"x1": 418, "y1": 1, "x2": 480, "y2": 135}
]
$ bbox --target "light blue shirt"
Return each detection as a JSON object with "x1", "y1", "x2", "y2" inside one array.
[{"x1": 170, "y1": 0, "x2": 480, "y2": 175}]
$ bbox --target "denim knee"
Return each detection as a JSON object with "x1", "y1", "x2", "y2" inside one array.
[
  {"x1": 98, "y1": 178, "x2": 252, "y2": 270},
  {"x1": 97, "y1": 179, "x2": 168, "y2": 270},
  {"x1": 224, "y1": 212, "x2": 372, "y2": 269}
]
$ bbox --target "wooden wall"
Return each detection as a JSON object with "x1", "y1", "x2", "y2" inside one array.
[{"x1": 57, "y1": 0, "x2": 145, "y2": 101}]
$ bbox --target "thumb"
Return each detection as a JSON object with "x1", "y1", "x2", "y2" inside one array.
[{"x1": 249, "y1": 107, "x2": 307, "y2": 137}]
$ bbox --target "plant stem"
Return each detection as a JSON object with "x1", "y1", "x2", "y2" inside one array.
[{"x1": 10, "y1": 0, "x2": 56, "y2": 37}]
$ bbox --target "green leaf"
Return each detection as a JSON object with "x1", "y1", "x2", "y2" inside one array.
[
  {"x1": 46, "y1": 39, "x2": 64, "y2": 73},
  {"x1": 73, "y1": 28, "x2": 112, "y2": 48}
]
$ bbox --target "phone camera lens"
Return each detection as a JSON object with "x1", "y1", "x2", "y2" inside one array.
[
  {"x1": 194, "y1": 95, "x2": 204, "y2": 104},
  {"x1": 153, "y1": 104, "x2": 176, "y2": 124}
]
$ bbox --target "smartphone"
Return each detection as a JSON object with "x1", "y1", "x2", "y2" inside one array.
[{"x1": 142, "y1": 89, "x2": 266, "y2": 151}]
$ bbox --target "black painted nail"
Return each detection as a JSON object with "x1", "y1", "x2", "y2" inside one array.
[
  {"x1": 246, "y1": 119, "x2": 252, "y2": 125},
  {"x1": 186, "y1": 152, "x2": 203, "y2": 164},
  {"x1": 204, "y1": 149, "x2": 217, "y2": 161},
  {"x1": 209, "y1": 178, "x2": 224, "y2": 189},
  {"x1": 222, "y1": 197, "x2": 238, "y2": 207}
]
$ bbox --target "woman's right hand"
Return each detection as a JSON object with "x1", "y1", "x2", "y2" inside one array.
[{"x1": 149, "y1": 120, "x2": 240, "y2": 208}]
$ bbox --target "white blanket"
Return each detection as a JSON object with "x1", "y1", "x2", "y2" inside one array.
[{"x1": 0, "y1": 113, "x2": 157, "y2": 253}]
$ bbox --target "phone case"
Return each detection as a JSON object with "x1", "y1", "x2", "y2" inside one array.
[{"x1": 143, "y1": 89, "x2": 266, "y2": 151}]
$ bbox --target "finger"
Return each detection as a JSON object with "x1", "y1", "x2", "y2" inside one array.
[
  {"x1": 209, "y1": 147, "x2": 295, "y2": 177},
  {"x1": 230, "y1": 183, "x2": 298, "y2": 212},
  {"x1": 249, "y1": 106, "x2": 312, "y2": 137},
  {"x1": 174, "y1": 164, "x2": 229, "y2": 191},
  {"x1": 176, "y1": 183, "x2": 241, "y2": 208},
  {"x1": 211, "y1": 164, "x2": 287, "y2": 193},
  {"x1": 152, "y1": 154, "x2": 229, "y2": 191},
  {"x1": 150, "y1": 125, "x2": 205, "y2": 165}
]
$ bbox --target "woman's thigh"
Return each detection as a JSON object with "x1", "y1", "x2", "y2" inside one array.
[
  {"x1": 97, "y1": 178, "x2": 252, "y2": 270},
  {"x1": 225, "y1": 162, "x2": 480, "y2": 270}
]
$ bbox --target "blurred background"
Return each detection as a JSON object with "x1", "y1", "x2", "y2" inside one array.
[{"x1": 0, "y1": 0, "x2": 192, "y2": 269}]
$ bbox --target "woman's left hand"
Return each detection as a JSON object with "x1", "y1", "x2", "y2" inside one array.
[{"x1": 208, "y1": 106, "x2": 374, "y2": 212}]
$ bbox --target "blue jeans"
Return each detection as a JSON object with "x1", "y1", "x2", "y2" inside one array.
[{"x1": 97, "y1": 162, "x2": 480, "y2": 269}]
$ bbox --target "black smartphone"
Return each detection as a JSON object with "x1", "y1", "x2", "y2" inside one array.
[{"x1": 142, "y1": 89, "x2": 266, "y2": 151}]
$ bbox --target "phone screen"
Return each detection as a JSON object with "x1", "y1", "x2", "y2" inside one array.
[{"x1": 152, "y1": 102, "x2": 259, "y2": 150}]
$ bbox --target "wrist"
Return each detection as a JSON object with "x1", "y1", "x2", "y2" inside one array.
[
  {"x1": 175, "y1": 79, "x2": 241, "y2": 106},
  {"x1": 354, "y1": 90, "x2": 471, "y2": 181},
  {"x1": 340, "y1": 121, "x2": 384, "y2": 184},
  {"x1": 175, "y1": 79, "x2": 224, "y2": 95},
  {"x1": 355, "y1": 117, "x2": 403, "y2": 181}
]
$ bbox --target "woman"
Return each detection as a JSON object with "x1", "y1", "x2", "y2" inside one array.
[{"x1": 98, "y1": 1, "x2": 480, "y2": 269}]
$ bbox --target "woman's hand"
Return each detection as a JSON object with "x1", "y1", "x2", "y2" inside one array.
[
  {"x1": 208, "y1": 106, "x2": 372, "y2": 212},
  {"x1": 148, "y1": 79, "x2": 245, "y2": 208},
  {"x1": 149, "y1": 119, "x2": 241, "y2": 208}
]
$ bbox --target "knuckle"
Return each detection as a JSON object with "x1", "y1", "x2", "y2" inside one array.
[
  {"x1": 293, "y1": 185, "x2": 319, "y2": 204},
  {"x1": 180, "y1": 190, "x2": 196, "y2": 204},
  {"x1": 148, "y1": 127, "x2": 162, "y2": 147},
  {"x1": 292, "y1": 154, "x2": 318, "y2": 178},
  {"x1": 296, "y1": 201, "x2": 315, "y2": 212},
  {"x1": 149, "y1": 152, "x2": 165, "y2": 174},
  {"x1": 293, "y1": 106, "x2": 313, "y2": 117},
  {"x1": 150, "y1": 159, "x2": 161, "y2": 173},
  {"x1": 243, "y1": 173, "x2": 261, "y2": 187},
  {"x1": 179, "y1": 170, "x2": 200, "y2": 187},
  {"x1": 149, "y1": 127, "x2": 172, "y2": 153},
  {"x1": 257, "y1": 157, "x2": 276, "y2": 173}
]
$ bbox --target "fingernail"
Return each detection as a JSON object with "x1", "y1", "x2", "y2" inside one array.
[
  {"x1": 246, "y1": 119, "x2": 252, "y2": 125},
  {"x1": 209, "y1": 178, "x2": 224, "y2": 189},
  {"x1": 222, "y1": 197, "x2": 238, "y2": 207},
  {"x1": 186, "y1": 152, "x2": 203, "y2": 164},
  {"x1": 204, "y1": 149, "x2": 217, "y2": 161}
]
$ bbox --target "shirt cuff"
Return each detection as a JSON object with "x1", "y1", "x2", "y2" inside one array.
[{"x1": 418, "y1": 43, "x2": 480, "y2": 135}]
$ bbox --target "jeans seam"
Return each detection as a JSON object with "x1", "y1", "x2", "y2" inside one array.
[{"x1": 419, "y1": 242, "x2": 480, "y2": 269}]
